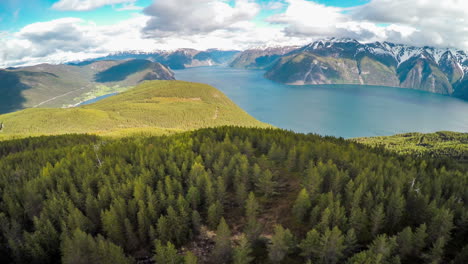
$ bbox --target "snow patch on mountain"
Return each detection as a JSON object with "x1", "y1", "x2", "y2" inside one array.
[{"x1": 302, "y1": 38, "x2": 468, "y2": 72}]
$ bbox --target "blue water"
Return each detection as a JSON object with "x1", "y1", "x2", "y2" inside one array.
[
  {"x1": 78, "y1": 93, "x2": 118, "y2": 106},
  {"x1": 173, "y1": 66, "x2": 468, "y2": 138}
]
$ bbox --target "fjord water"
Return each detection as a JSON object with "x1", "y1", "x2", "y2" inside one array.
[
  {"x1": 78, "y1": 93, "x2": 118, "y2": 106},
  {"x1": 174, "y1": 66, "x2": 468, "y2": 138}
]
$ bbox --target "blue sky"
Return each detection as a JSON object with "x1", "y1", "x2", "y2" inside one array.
[
  {"x1": 1, "y1": 0, "x2": 467, "y2": 67},
  {"x1": 0, "y1": 0, "x2": 153, "y2": 31},
  {"x1": 0, "y1": 0, "x2": 371, "y2": 31}
]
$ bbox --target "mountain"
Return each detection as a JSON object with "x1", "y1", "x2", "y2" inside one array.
[
  {"x1": 73, "y1": 49, "x2": 241, "y2": 70},
  {"x1": 0, "y1": 80, "x2": 269, "y2": 139},
  {"x1": 262, "y1": 38, "x2": 468, "y2": 98},
  {"x1": 0, "y1": 59, "x2": 174, "y2": 114},
  {"x1": 229, "y1": 45, "x2": 300, "y2": 69},
  {"x1": 0, "y1": 127, "x2": 466, "y2": 263}
]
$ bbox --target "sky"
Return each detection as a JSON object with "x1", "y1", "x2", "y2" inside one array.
[{"x1": 1, "y1": 0, "x2": 468, "y2": 67}]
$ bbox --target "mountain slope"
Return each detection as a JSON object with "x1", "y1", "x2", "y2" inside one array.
[
  {"x1": 263, "y1": 38, "x2": 468, "y2": 99},
  {"x1": 229, "y1": 46, "x2": 299, "y2": 69},
  {"x1": 0, "y1": 59, "x2": 174, "y2": 114},
  {"x1": 0, "y1": 80, "x2": 269, "y2": 139}
]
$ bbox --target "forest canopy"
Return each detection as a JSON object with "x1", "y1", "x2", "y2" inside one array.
[{"x1": 0, "y1": 127, "x2": 466, "y2": 263}]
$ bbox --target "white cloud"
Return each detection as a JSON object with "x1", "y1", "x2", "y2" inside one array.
[
  {"x1": 0, "y1": 16, "x2": 158, "y2": 67},
  {"x1": 261, "y1": 1, "x2": 286, "y2": 10},
  {"x1": 350, "y1": 0, "x2": 468, "y2": 49},
  {"x1": 52, "y1": 0, "x2": 136, "y2": 11},
  {"x1": 142, "y1": 0, "x2": 260, "y2": 37},
  {"x1": 115, "y1": 2, "x2": 143, "y2": 11},
  {"x1": 266, "y1": 0, "x2": 468, "y2": 50},
  {"x1": 267, "y1": 0, "x2": 347, "y2": 36}
]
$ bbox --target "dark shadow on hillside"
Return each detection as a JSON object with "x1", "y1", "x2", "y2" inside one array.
[
  {"x1": 0, "y1": 70, "x2": 30, "y2": 114},
  {"x1": 94, "y1": 59, "x2": 152, "y2": 83}
]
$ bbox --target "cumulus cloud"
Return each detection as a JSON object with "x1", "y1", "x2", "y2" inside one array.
[
  {"x1": 267, "y1": 0, "x2": 468, "y2": 50},
  {"x1": 142, "y1": 0, "x2": 260, "y2": 37},
  {"x1": 52, "y1": 0, "x2": 136, "y2": 11},
  {"x1": 266, "y1": 0, "x2": 386, "y2": 42},
  {"x1": 267, "y1": 0, "x2": 346, "y2": 35},
  {"x1": 350, "y1": 0, "x2": 468, "y2": 49},
  {"x1": 0, "y1": 11, "x2": 301, "y2": 68},
  {"x1": 0, "y1": 16, "x2": 158, "y2": 67}
]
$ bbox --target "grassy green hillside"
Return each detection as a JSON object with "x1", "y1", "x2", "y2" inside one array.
[
  {"x1": 0, "y1": 60, "x2": 174, "y2": 113},
  {"x1": 0, "y1": 127, "x2": 466, "y2": 264},
  {"x1": 355, "y1": 131, "x2": 468, "y2": 162},
  {"x1": 0, "y1": 80, "x2": 269, "y2": 139}
]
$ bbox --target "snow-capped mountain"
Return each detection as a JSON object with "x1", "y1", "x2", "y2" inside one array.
[
  {"x1": 262, "y1": 38, "x2": 468, "y2": 99},
  {"x1": 300, "y1": 38, "x2": 467, "y2": 69}
]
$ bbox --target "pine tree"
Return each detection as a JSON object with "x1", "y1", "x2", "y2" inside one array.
[
  {"x1": 207, "y1": 201, "x2": 223, "y2": 229},
  {"x1": 255, "y1": 169, "x2": 276, "y2": 197},
  {"x1": 157, "y1": 215, "x2": 170, "y2": 243},
  {"x1": 233, "y1": 235, "x2": 254, "y2": 264},
  {"x1": 396, "y1": 227, "x2": 413, "y2": 259},
  {"x1": 268, "y1": 225, "x2": 294, "y2": 263},
  {"x1": 319, "y1": 226, "x2": 345, "y2": 264},
  {"x1": 344, "y1": 228, "x2": 358, "y2": 257},
  {"x1": 187, "y1": 186, "x2": 200, "y2": 210},
  {"x1": 191, "y1": 210, "x2": 202, "y2": 236},
  {"x1": 153, "y1": 240, "x2": 182, "y2": 264},
  {"x1": 292, "y1": 188, "x2": 311, "y2": 223},
  {"x1": 299, "y1": 229, "x2": 321, "y2": 260},
  {"x1": 244, "y1": 192, "x2": 262, "y2": 242},
  {"x1": 370, "y1": 204, "x2": 385, "y2": 238},
  {"x1": 427, "y1": 208, "x2": 453, "y2": 242},
  {"x1": 413, "y1": 224, "x2": 428, "y2": 255},
  {"x1": 62, "y1": 229, "x2": 132, "y2": 264},
  {"x1": 211, "y1": 218, "x2": 232, "y2": 263},
  {"x1": 423, "y1": 237, "x2": 446, "y2": 264}
]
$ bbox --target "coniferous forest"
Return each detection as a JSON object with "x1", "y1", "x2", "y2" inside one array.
[{"x1": 0, "y1": 127, "x2": 467, "y2": 264}]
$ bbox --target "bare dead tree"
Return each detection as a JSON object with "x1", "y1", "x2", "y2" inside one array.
[{"x1": 93, "y1": 144, "x2": 103, "y2": 168}]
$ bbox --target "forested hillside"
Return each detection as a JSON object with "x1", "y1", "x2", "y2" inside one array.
[
  {"x1": 0, "y1": 127, "x2": 466, "y2": 264},
  {"x1": 355, "y1": 131, "x2": 468, "y2": 163}
]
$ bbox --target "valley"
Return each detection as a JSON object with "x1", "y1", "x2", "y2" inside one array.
[{"x1": 0, "y1": 59, "x2": 175, "y2": 114}]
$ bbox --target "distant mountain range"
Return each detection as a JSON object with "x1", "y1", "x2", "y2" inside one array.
[
  {"x1": 71, "y1": 49, "x2": 240, "y2": 70},
  {"x1": 89, "y1": 41, "x2": 468, "y2": 100},
  {"x1": 229, "y1": 46, "x2": 299, "y2": 69},
  {"x1": 235, "y1": 38, "x2": 468, "y2": 99},
  {"x1": 0, "y1": 59, "x2": 174, "y2": 114},
  {"x1": 2, "y1": 39, "x2": 468, "y2": 114}
]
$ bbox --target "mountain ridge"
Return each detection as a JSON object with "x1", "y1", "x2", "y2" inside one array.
[
  {"x1": 260, "y1": 38, "x2": 468, "y2": 99},
  {"x1": 70, "y1": 49, "x2": 241, "y2": 70}
]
